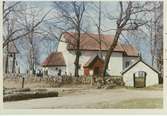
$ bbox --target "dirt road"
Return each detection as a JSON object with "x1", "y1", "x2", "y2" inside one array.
[{"x1": 4, "y1": 88, "x2": 162, "y2": 109}]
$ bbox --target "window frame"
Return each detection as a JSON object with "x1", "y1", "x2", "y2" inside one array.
[{"x1": 125, "y1": 61, "x2": 130, "y2": 68}]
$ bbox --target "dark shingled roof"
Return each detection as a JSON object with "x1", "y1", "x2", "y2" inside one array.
[
  {"x1": 63, "y1": 32, "x2": 139, "y2": 57},
  {"x1": 42, "y1": 52, "x2": 66, "y2": 67}
]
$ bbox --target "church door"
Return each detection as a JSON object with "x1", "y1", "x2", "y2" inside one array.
[{"x1": 93, "y1": 67, "x2": 100, "y2": 76}]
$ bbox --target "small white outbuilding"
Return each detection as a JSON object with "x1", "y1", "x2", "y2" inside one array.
[
  {"x1": 122, "y1": 58, "x2": 160, "y2": 87},
  {"x1": 42, "y1": 52, "x2": 66, "y2": 76}
]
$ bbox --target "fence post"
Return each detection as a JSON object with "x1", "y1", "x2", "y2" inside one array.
[
  {"x1": 22, "y1": 77, "x2": 25, "y2": 88},
  {"x1": 90, "y1": 70, "x2": 93, "y2": 86}
]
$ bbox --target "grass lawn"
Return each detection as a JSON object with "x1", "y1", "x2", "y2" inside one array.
[
  {"x1": 125, "y1": 84, "x2": 163, "y2": 91},
  {"x1": 93, "y1": 98, "x2": 163, "y2": 109},
  {"x1": 113, "y1": 98, "x2": 163, "y2": 109}
]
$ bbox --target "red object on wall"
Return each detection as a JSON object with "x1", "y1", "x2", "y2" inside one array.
[{"x1": 84, "y1": 68, "x2": 90, "y2": 76}]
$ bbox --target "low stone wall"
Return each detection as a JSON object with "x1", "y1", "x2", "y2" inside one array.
[
  {"x1": 96, "y1": 76, "x2": 124, "y2": 89},
  {"x1": 3, "y1": 73, "x2": 124, "y2": 89},
  {"x1": 3, "y1": 73, "x2": 91, "y2": 88}
]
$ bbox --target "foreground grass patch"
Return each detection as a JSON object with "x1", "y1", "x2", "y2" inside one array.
[
  {"x1": 113, "y1": 98, "x2": 163, "y2": 109},
  {"x1": 93, "y1": 98, "x2": 163, "y2": 109},
  {"x1": 125, "y1": 84, "x2": 163, "y2": 91}
]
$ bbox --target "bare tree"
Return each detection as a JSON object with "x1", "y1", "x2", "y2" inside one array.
[
  {"x1": 82, "y1": 2, "x2": 104, "y2": 58},
  {"x1": 15, "y1": 4, "x2": 52, "y2": 74},
  {"x1": 3, "y1": 1, "x2": 21, "y2": 24},
  {"x1": 3, "y1": 1, "x2": 20, "y2": 73},
  {"x1": 126, "y1": 2, "x2": 163, "y2": 81},
  {"x1": 152, "y1": 2, "x2": 163, "y2": 74},
  {"x1": 3, "y1": 2, "x2": 51, "y2": 48},
  {"x1": 97, "y1": 1, "x2": 103, "y2": 57},
  {"x1": 148, "y1": 2, "x2": 163, "y2": 81},
  {"x1": 3, "y1": 2, "x2": 52, "y2": 74},
  {"x1": 54, "y1": 1, "x2": 86, "y2": 77},
  {"x1": 102, "y1": 2, "x2": 152, "y2": 78},
  {"x1": 91, "y1": 1, "x2": 103, "y2": 57}
]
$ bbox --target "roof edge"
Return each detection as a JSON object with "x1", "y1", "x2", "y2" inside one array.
[{"x1": 121, "y1": 58, "x2": 161, "y2": 75}]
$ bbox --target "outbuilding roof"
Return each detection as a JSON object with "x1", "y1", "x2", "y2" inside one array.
[
  {"x1": 63, "y1": 32, "x2": 138, "y2": 57},
  {"x1": 42, "y1": 52, "x2": 66, "y2": 67},
  {"x1": 121, "y1": 58, "x2": 161, "y2": 75},
  {"x1": 83, "y1": 55, "x2": 104, "y2": 68}
]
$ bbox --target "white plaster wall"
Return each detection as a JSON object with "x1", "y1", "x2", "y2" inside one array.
[
  {"x1": 123, "y1": 61, "x2": 159, "y2": 87},
  {"x1": 45, "y1": 66, "x2": 66, "y2": 76},
  {"x1": 80, "y1": 51, "x2": 123, "y2": 76},
  {"x1": 123, "y1": 56, "x2": 138, "y2": 69},
  {"x1": 108, "y1": 52, "x2": 123, "y2": 76},
  {"x1": 57, "y1": 39, "x2": 75, "y2": 75},
  {"x1": 57, "y1": 36, "x2": 124, "y2": 76}
]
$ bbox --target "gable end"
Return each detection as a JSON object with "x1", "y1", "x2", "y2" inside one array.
[{"x1": 122, "y1": 59, "x2": 160, "y2": 75}]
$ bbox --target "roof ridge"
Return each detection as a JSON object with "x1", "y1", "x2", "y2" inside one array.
[
  {"x1": 42, "y1": 52, "x2": 66, "y2": 67},
  {"x1": 63, "y1": 32, "x2": 138, "y2": 57},
  {"x1": 64, "y1": 32, "x2": 115, "y2": 38},
  {"x1": 121, "y1": 58, "x2": 160, "y2": 74}
]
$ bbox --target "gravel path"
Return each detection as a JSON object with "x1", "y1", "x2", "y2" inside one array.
[{"x1": 4, "y1": 88, "x2": 162, "y2": 109}]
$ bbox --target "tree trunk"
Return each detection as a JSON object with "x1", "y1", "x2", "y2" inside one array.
[
  {"x1": 12, "y1": 53, "x2": 16, "y2": 73},
  {"x1": 102, "y1": 2, "x2": 132, "y2": 78},
  {"x1": 5, "y1": 44, "x2": 9, "y2": 73},
  {"x1": 5, "y1": 54, "x2": 9, "y2": 73},
  {"x1": 150, "y1": 20, "x2": 154, "y2": 66},
  {"x1": 74, "y1": 31, "x2": 81, "y2": 78},
  {"x1": 102, "y1": 28, "x2": 122, "y2": 77},
  {"x1": 151, "y1": 54, "x2": 154, "y2": 66},
  {"x1": 74, "y1": 51, "x2": 80, "y2": 77},
  {"x1": 98, "y1": 1, "x2": 102, "y2": 58}
]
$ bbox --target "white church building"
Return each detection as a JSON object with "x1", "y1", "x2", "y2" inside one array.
[{"x1": 42, "y1": 32, "x2": 160, "y2": 87}]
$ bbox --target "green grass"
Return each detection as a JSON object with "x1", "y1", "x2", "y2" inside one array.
[
  {"x1": 125, "y1": 84, "x2": 163, "y2": 91},
  {"x1": 92, "y1": 98, "x2": 163, "y2": 109},
  {"x1": 113, "y1": 98, "x2": 163, "y2": 109}
]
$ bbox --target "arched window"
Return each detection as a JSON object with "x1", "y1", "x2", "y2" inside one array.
[
  {"x1": 134, "y1": 71, "x2": 147, "y2": 78},
  {"x1": 125, "y1": 61, "x2": 130, "y2": 67}
]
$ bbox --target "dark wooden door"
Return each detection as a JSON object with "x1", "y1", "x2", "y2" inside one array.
[
  {"x1": 134, "y1": 71, "x2": 146, "y2": 88},
  {"x1": 93, "y1": 67, "x2": 99, "y2": 76},
  {"x1": 134, "y1": 76, "x2": 146, "y2": 88}
]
